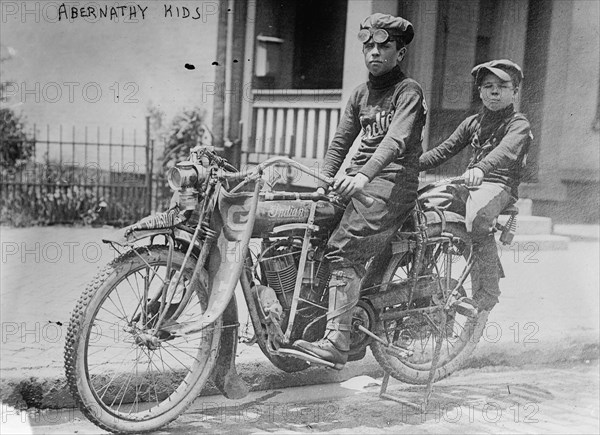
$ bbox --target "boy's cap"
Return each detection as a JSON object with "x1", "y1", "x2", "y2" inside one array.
[
  {"x1": 472, "y1": 59, "x2": 524, "y2": 86},
  {"x1": 360, "y1": 13, "x2": 414, "y2": 45}
]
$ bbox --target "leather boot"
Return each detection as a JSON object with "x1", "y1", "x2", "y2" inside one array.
[
  {"x1": 471, "y1": 234, "x2": 501, "y2": 312},
  {"x1": 294, "y1": 267, "x2": 360, "y2": 366}
]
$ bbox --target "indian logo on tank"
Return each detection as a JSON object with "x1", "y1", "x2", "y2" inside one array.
[{"x1": 267, "y1": 204, "x2": 310, "y2": 219}]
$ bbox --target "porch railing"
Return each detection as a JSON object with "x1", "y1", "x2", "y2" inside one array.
[{"x1": 244, "y1": 89, "x2": 343, "y2": 167}]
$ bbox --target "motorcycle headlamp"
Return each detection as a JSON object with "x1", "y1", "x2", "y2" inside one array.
[
  {"x1": 358, "y1": 28, "x2": 394, "y2": 44},
  {"x1": 167, "y1": 163, "x2": 198, "y2": 191}
]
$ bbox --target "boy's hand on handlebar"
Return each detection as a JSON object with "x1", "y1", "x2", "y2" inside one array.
[
  {"x1": 333, "y1": 173, "x2": 369, "y2": 198},
  {"x1": 462, "y1": 168, "x2": 484, "y2": 187}
]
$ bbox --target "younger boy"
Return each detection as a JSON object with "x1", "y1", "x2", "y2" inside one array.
[
  {"x1": 294, "y1": 13, "x2": 427, "y2": 366},
  {"x1": 419, "y1": 59, "x2": 532, "y2": 312}
]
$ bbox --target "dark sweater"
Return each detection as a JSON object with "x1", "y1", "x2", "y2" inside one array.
[
  {"x1": 419, "y1": 105, "x2": 532, "y2": 196},
  {"x1": 320, "y1": 66, "x2": 427, "y2": 186}
]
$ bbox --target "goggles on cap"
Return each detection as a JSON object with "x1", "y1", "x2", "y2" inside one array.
[{"x1": 358, "y1": 28, "x2": 394, "y2": 44}]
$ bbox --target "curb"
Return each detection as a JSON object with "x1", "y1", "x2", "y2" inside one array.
[{"x1": 1, "y1": 337, "x2": 598, "y2": 410}]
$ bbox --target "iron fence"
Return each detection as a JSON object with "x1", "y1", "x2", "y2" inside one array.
[{"x1": 0, "y1": 118, "x2": 155, "y2": 226}]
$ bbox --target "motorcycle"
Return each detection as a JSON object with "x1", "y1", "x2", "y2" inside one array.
[{"x1": 64, "y1": 145, "x2": 517, "y2": 433}]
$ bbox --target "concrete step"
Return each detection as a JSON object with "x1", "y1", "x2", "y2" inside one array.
[
  {"x1": 513, "y1": 198, "x2": 532, "y2": 216},
  {"x1": 497, "y1": 215, "x2": 553, "y2": 235},
  {"x1": 496, "y1": 233, "x2": 570, "y2": 251}
]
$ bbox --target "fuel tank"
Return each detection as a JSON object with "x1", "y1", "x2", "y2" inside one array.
[
  {"x1": 252, "y1": 200, "x2": 343, "y2": 236},
  {"x1": 217, "y1": 189, "x2": 343, "y2": 240}
]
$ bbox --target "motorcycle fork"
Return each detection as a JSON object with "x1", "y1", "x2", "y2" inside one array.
[
  {"x1": 153, "y1": 184, "x2": 219, "y2": 331},
  {"x1": 283, "y1": 201, "x2": 318, "y2": 343}
]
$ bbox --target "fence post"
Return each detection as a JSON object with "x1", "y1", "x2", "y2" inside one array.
[{"x1": 145, "y1": 116, "x2": 153, "y2": 215}]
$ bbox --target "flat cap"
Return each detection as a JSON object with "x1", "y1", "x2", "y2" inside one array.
[
  {"x1": 472, "y1": 59, "x2": 524, "y2": 86},
  {"x1": 360, "y1": 13, "x2": 414, "y2": 45}
]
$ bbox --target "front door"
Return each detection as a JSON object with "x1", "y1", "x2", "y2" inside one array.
[{"x1": 243, "y1": 0, "x2": 348, "y2": 186}]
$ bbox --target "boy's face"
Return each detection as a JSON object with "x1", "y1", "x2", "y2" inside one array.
[
  {"x1": 478, "y1": 73, "x2": 517, "y2": 111},
  {"x1": 363, "y1": 39, "x2": 405, "y2": 76}
]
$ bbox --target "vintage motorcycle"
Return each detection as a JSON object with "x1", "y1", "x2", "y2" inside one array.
[{"x1": 64, "y1": 145, "x2": 517, "y2": 433}]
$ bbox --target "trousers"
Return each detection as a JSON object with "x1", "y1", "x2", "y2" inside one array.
[
  {"x1": 465, "y1": 182, "x2": 514, "y2": 301},
  {"x1": 325, "y1": 174, "x2": 418, "y2": 271}
]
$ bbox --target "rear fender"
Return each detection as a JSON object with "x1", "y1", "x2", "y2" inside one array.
[
  {"x1": 423, "y1": 210, "x2": 464, "y2": 226},
  {"x1": 362, "y1": 210, "x2": 465, "y2": 292}
]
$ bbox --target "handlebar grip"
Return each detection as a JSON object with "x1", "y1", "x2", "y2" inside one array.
[
  {"x1": 353, "y1": 191, "x2": 375, "y2": 208},
  {"x1": 322, "y1": 175, "x2": 375, "y2": 208}
]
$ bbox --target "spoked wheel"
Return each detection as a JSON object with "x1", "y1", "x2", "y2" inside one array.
[
  {"x1": 64, "y1": 246, "x2": 221, "y2": 434},
  {"x1": 371, "y1": 222, "x2": 488, "y2": 385}
]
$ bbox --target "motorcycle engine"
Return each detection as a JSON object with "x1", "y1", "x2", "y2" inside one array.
[{"x1": 259, "y1": 239, "x2": 330, "y2": 312}]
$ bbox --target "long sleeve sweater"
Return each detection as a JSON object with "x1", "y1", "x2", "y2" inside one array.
[
  {"x1": 419, "y1": 105, "x2": 532, "y2": 196},
  {"x1": 319, "y1": 66, "x2": 427, "y2": 187}
]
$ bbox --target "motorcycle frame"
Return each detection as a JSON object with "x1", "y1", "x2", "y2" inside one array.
[{"x1": 104, "y1": 153, "x2": 487, "y2": 385}]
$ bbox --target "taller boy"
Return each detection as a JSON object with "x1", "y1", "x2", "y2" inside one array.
[{"x1": 294, "y1": 14, "x2": 427, "y2": 366}]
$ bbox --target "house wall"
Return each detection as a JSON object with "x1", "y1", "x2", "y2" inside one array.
[
  {"x1": 522, "y1": 0, "x2": 600, "y2": 222},
  {"x1": 397, "y1": 0, "x2": 599, "y2": 222},
  {"x1": 232, "y1": 0, "x2": 598, "y2": 221},
  {"x1": 0, "y1": 1, "x2": 220, "y2": 145}
]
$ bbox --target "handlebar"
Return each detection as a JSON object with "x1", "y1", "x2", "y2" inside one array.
[
  {"x1": 428, "y1": 176, "x2": 465, "y2": 188},
  {"x1": 222, "y1": 156, "x2": 375, "y2": 208}
]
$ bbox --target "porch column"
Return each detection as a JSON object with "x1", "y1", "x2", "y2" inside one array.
[
  {"x1": 489, "y1": 0, "x2": 529, "y2": 111},
  {"x1": 522, "y1": 0, "x2": 571, "y2": 202},
  {"x1": 342, "y1": 0, "x2": 398, "y2": 102},
  {"x1": 338, "y1": 0, "x2": 398, "y2": 174},
  {"x1": 402, "y1": 0, "x2": 438, "y2": 152}
]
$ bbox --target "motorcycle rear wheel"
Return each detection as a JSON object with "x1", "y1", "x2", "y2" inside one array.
[
  {"x1": 371, "y1": 222, "x2": 488, "y2": 385},
  {"x1": 64, "y1": 246, "x2": 221, "y2": 434}
]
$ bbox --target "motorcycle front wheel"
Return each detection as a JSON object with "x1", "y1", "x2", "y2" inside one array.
[
  {"x1": 371, "y1": 222, "x2": 488, "y2": 385},
  {"x1": 64, "y1": 245, "x2": 221, "y2": 434}
]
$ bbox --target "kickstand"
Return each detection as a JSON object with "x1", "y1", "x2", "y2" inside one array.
[
  {"x1": 423, "y1": 310, "x2": 447, "y2": 406},
  {"x1": 378, "y1": 311, "x2": 448, "y2": 410},
  {"x1": 379, "y1": 372, "x2": 423, "y2": 411}
]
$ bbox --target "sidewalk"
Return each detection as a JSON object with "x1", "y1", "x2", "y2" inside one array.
[{"x1": 1, "y1": 225, "x2": 599, "y2": 409}]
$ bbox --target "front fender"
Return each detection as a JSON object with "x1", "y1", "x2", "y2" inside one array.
[
  {"x1": 103, "y1": 223, "x2": 249, "y2": 399},
  {"x1": 102, "y1": 226, "x2": 202, "y2": 252},
  {"x1": 211, "y1": 294, "x2": 249, "y2": 399},
  {"x1": 187, "y1": 182, "x2": 261, "y2": 333}
]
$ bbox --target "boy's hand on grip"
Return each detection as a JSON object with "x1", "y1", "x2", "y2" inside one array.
[
  {"x1": 331, "y1": 174, "x2": 374, "y2": 207},
  {"x1": 462, "y1": 168, "x2": 484, "y2": 187},
  {"x1": 333, "y1": 173, "x2": 370, "y2": 198}
]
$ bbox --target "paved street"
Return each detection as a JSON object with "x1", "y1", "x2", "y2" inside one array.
[
  {"x1": 2, "y1": 361, "x2": 598, "y2": 434},
  {"x1": 0, "y1": 224, "x2": 599, "y2": 423},
  {"x1": 1, "y1": 226, "x2": 598, "y2": 373}
]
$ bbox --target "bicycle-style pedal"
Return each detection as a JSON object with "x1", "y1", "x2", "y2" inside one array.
[
  {"x1": 452, "y1": 298, "x2": 479, "y2": 317},
  {"x1": 383, "y1": 343, "x2": 413, "y2": 360},
  {"x1": 277, "y1": 347, "x2": 345, "y2": 370}
]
